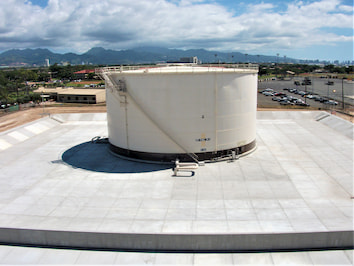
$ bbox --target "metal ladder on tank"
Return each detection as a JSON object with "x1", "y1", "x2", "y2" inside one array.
[
  {"x1": 98, "y1": 71, "x2": 130, "y2": 152},
  {"x1": 99, "y1": 72, "x2": 127, "y2": 106},
  {"x1": 105, "y1": 74, "x2": 199, "y2": 164}
]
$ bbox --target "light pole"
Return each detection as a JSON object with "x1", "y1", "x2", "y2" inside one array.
[
  {"x1": 326, "y1": 79, "x2": 334, "y2": 108},
  {"x1": 342, "y1": 78, "x2": 345, "y2": 110},
  {"x1": 40, "y1": 94, "x2": 49, "y2": 115},
  {"x1": 326, "y1": 82, "x2": 330, "y2": 109}
]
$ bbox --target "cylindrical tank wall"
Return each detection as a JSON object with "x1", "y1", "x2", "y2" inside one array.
[{"x1": 106, "y1": 68, "x2": 257, "y2": 162}]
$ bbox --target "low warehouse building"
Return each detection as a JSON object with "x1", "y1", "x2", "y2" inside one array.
[{"x1": 34, "y1": 87, "x2": 106, "y2": 104}]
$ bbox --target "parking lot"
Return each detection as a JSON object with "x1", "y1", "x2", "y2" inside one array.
[{"x1": 258, "y1": 77, "x2": 354, "y2": 110}]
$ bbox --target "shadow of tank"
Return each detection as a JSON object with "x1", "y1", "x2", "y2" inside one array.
[{"x1": 61, "y1": 141, "x2": 171, "y2": 173}]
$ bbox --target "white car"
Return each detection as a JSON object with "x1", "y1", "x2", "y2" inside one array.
[
  {"x1": 262, "y1": 91, "x2": 274, "y2": 96},
  {"x1": 326, "y1": 100, "x2": 338, "y2": 105}
]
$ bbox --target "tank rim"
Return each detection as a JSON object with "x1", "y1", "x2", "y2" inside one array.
[{"x1": 108, "y1": 140, "x2": 256, "y2": 163}]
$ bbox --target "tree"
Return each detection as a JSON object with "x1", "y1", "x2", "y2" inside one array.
[
  {"x1": 37, "y1": 71, "x2": 50, "y2": 82},
  {"x1": 49, "y1": 63, "x2": 61, "y2": 77},
  {"x1": 87, "y1": 72, "x2": 96, "y2": 80},
  {"x1": 0, "y1": 85, "x2": 9, "y2": 103}
]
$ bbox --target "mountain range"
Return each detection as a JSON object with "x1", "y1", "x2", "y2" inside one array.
[{"x1": 0, "y1": 47, "x2": 299, "y2": 66}]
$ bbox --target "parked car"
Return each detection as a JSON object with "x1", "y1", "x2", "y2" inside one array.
[
  {"x1": 296, "y1": 102, "x2": 310, "y2": 107},
  {"x1": 295, "y1": 99, "x2": 310, "y2": 106},
  {"x1": 325, "y1": 100, "x2": 338, "y2": 105},
  {"x1": 259, "y1": 88, "x2": 274, "y2": 94},
  {"x1": 302, "y1": 78, "x2": 312, "y2": 85},
  {"x1": 272, "y1": 97, "x2": 282, "y2": 101},
  {"x1": 280, "y1": 100, "x2": 291, "y2": 105},
  {"x1": 285, "y1": 96, "x2": 297, "y2": 102},
  {"x1": 262, "y1": 91, "x2": 274, "y2": 96},
  {"x1": 274, "y1": 92, "x2": 287, "y2": 97},
  {"x1": 313, "y1": 96, "x2": 326, "y2": 102},
  {"x1": 320, "y1": 97, "x2": 329, "y2": 103},
  {"x1": 296, "y1": 101, "x2": 310, "y2": 107}
]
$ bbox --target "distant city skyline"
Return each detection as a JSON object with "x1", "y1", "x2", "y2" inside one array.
[{"x1": 1, "y1": 0, "x2": 352, "y2": 61}]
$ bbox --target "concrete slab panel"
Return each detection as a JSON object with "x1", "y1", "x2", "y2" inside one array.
[
  {"x1": 271, "y1": 251, "x2": 313, "y2": 264},
  {"x1": 0, "y1": 139, "x2": 12, "y2": 150},
  {"x1": 308, "y1": 250, "x2": 353, "y2": 265},
  {"x1": 193, "y1": 253, "x2": 234, "y2": 265},
  {"x1": 319, "y1": 115, "x2": 353, "y2": 139}
]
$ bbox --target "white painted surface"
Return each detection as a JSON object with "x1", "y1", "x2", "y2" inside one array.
[
  {"x1": 0, "y1": 139, "x2": 12, "y2": 150},
  {"x1": 105, "y1": 66, "x2": 258, "y2": 154},
  {"x1": 8, "y1": 131, "x2": 29, "y2": 142}
]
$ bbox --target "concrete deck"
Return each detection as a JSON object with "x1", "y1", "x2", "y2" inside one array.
[
  {"x1": 0, "y1": 111, "x2": 352, "y2": 252},
  {"x1": 0, "y1": 244, "x2": 352, "y2": 265}
]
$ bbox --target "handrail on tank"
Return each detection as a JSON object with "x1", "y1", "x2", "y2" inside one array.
[{"x1": 95, "y1": 63, "x2": 258, "y2": 75}]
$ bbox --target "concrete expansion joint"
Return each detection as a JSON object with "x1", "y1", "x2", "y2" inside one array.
[{"x1": 49, "y1": 115, "x2": 65, "y2": 124}]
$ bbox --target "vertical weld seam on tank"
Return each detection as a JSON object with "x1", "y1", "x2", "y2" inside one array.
[
  {"x1": 214, "y1": 71, "x2": 218, "y2": 152},
  {"x1": 124, "y1": 94, "x2": 129, "y2": 151}
]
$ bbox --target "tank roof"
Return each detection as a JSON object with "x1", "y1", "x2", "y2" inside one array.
[{"x1": 96, "y1": 64, "x2": 258, "y2": 75}]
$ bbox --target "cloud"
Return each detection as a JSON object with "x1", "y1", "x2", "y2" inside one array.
[{"x1": 0, "y1": 0, "x2": 352, "y2": 57}]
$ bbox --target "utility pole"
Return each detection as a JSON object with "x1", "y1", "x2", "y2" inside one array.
[{"x1": 342, "y1": 78, "x2": 345, "y2": 110}]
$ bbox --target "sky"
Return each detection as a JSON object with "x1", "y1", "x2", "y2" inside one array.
[{"x1": 0, "y1": 0, "x2": 352, "y2": 61}]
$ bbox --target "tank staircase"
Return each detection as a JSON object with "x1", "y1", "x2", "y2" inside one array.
[{"x1": 99, "y1": 72, "x2": 127, "y2": 106}]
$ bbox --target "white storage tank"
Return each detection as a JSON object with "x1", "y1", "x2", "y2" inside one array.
[{"x1": 98, "y1": 64, "x2": 258, "y2": 162}]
